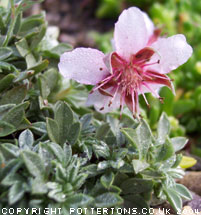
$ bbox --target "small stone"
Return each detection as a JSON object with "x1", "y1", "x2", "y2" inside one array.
[{"x1": 181, "y1": 206, "x2": 200, "y2": 215}]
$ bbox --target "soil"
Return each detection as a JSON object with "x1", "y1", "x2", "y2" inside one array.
[{"x1": 28, "y1": 0, "x2": 118, "y2": 48}]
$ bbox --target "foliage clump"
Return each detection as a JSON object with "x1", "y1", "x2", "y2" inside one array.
[{"x1": 0, "y1": 0, "x2": 193, "y2": 214}]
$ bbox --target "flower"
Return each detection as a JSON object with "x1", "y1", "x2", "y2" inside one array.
[{"x1": 59, "y1": 7, "x2": 192, "y2": 117}]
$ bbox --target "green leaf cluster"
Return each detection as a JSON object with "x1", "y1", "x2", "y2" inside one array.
[{"x1": 0, "y1": 1, "x2": 193, "y2": 213}]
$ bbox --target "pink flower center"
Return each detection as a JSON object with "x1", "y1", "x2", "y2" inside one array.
[{"x1": 91, "y1": 47, "x2": 172, "y2": 117}]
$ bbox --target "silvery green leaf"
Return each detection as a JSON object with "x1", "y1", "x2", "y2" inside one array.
[
  {"x1": 31, "y1": 122, "x2": 47, "y2": 135},
  {"x1": 15, "y1": 38, "x2": 29, "y2": 57},
  {"x1": 1, "y1": 173, "x2": 24, "y2": 186},
  {"x1": 0, "y1": 121, "x2": 16, "y2": 137},
  {"x1": 0, "y1": 85, "x2": 27, "y2": 105},
  {"x1": 67, "y1": 122, "x2": 80, "y2": 144},
  {"x1": 8, "y1": 182, "x2": 25, "y2": 205},
  {"x1": 164, "y1": 187, "x2": 182, "y2": 213},
  {"x1": 121, "y1": 178, "x2": 153, "y2": 194},
  {"x1": 38, "y1": 75, "x2": 51, "y2": 99},
  {"x1": 121, "y1": 119, "x2": 152, "y2": 160},
  {"x1": 96, "y1": 123, "x2": 110, "y2": 140},
  {"x1": 0, "y1": 143, "x2": 19, "y2": 158},
  {"x1": 132, "y1": 160, "x2": 150, "y2": 174},
  {"x1": 55, "y1": 101, "x2": 73, "y2": 144},
  {"x1": 155, "y1": 138, "x2": 174, "y2": 162},
  {"x1": 93, "y1": 141, "x2": 110, "y2": 159},
  {"x1": 97, "y1": 161, "x2": 110, "y2": 170},
  {"x1": 2, "y1": 102, "x2": 29, "y2": 128},
  {"x1": 157, "y1": 112, "x2": 170, "y2": 144},
  {"x1": 65, "y1": 194, "x2": 93, "y2": 207},
  {"x1": 171, "y1": 137, "x2": 188, "y2": 152},
  {"x1": 46, "y1": 118, "x2": 60, "y2": 144},
  {"x1": 175, "y1": 184, "x2": 192, "y2": 200},
  {"x1": 21, "y1": 150, "x2": 45, "y2": 179},
  {"x1": 110, "y1": 159, "x2": 124, "y2": 169},
  {"x1": 0, "y1": 74, "x2": 15, "y2": 93},
  {"x1": 19, "y1": 129, "x2": 34, "y2": 150},
  {"x1": 95, "y1": 192, "x2": 123, "y2": 208},
  {"x1": 100, "y1": 172, "x2": 114, "y2": 188},
  {"x1": 80, "y1": 114, "x2": 92, "y2": 131},
  {"x1": 47, "y1": 142, "x2": 64, "y2": 163},
  {"x1": 0, "y1": 47, "x2": 13, "y2": 60},
  {"x1": 31, "y1": 177, "x2": 48, "y2": 195}
]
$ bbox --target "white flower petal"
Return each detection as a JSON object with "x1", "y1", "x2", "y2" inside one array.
[
  {"x1": 86, "y1": 90, "x2": 120, "y2": 113},
  {"x1": 142, "y1": 11, "x2": 155, "y2": 38},
  {"x1": 58, "y1": 48, "x2": 109, "y2": 85},
  {"x1": 150, "y1": 34, "x2": 193, "y2": 73},
  {"x1": 114, "y1": 7, "x2": 149, "y2": 60}
]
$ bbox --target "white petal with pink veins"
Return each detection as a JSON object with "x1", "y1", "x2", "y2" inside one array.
[
  {"x1": 114, "y1": 7, "x2": 149, "y2": 60},
  {"x1": 86, "y1": 90, "x2": 121, "y2": 113},
  {"x1": 149, "y1": 34, "x2": 193, "y2": 73},
  {"x1": 58, "y1": 48, "x2": 109, "y2": 85}
]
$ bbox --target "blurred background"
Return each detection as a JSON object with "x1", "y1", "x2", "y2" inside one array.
[{"x1": 25, "y1": 0, "x2": 201, "y2": 160}]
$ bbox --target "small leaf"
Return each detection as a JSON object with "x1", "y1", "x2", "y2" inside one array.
[
  {"x1": 21, "y1": 151, "x2": 45, "y2": 179},
  {"x1": 97, "y1": 161, "x2": 110, "y2": 170},
  {"x1": 73, "y1": 174, "x2": 88, "y2": 190},
  {"x1": 164, "y1": 188, "x2": 182, "y2": 213},
  {"x1": 63, "y1": 144, "x2": 72, "y2": 166},
  {"x1": 0, "y1": 74, "x2": 15, "y2": 93},
  {"x1": 43, "y1": 68, "x2": 59, "y2": 91},
  {"x1": 157, "y1": 112, "x2": 170, "y2": 143},
  {"x1": 0, "y1": 85, "x2": 27, "y2": 105},
  {"x1": 28, "y1": 59, "x2": 49, "y2": 73},
  {"x1": 2, "y1": 102, "x2": 29, "y2": 128},
  {"x1": 9, "y1": 182, "x2": 25, "y2": 205},
  {"x1": 55, "y1": 101, "x2": 73, "y2": 144},
  {"x1": 31, "y1": 178, "x2": 48, "y2": 195},
  {"x1": 50, "y1": 43, "x2": 72, "y2": 56},
  {"x1": 172, "y1": 154, "x2": 183, "y2": 168},
  {"x1": 1, "y1": 173, "x2": 23, "y2": 186},
  {"x1": 132, "y1": 160, "x2": 149, "y2": 174},
  {"x1": 175, "y1": 184, "x2": 192, "y2": 200},
  {"x1": 48, "y1": 188, "x2": 66, "y2": 203},
  {"x1": 46, "y1": 118, "x2": 60, "y2": 144},
  {"x1": 121, "y1": 120, "x2": 152, "y2": 160},
  {"x1": 0, "y1": 143, "x2": 19, "y2": 159},
  {"x1": 93, "y1": 141, "x2": 110, "y2": 159},
  {"x1": 47, "y1": 142, "x2": 64, "y2": 163},
  {"x1": 80, "y1": 114, "x2": 92, "y2": 131},
  {"x1": 38, "y1": 75, "x2": 50, "y2": 99},
  {"x1": 30, "y1": 24, "x2": 47, "y2": 49},
  {"x1": 101, "y1": 172, "x2": 114, "y2": 188},
  {"x1": 179, "y1": 156, "x2": 197, "y2": 169},
  {"x1": 171, "y1": 137, "x2": 188, "y2": 152},
  {"x1": 0, "y1": 47, "x2": 13, "y2": 61},
  {"x1": 0, "y1": 104, "x2": 15, "y2": 119},
  {"x1": 67, "y1": 122, "x2": 80, "y2": 144},
  {"x1": 65, "y1": 194, "x2": 93, "y2": 207},
  {"x1": 121, "y1": 178, "x2": 153, "y2": 194},
  {"x1": 19, "y1": 129, "x2": 34, "y2": 150},
  {"x1": 96, "y1": 123, "x2": 110, "y2": 140},
  {"x1": 31, "y1": 122, "x2": 47, "y2": 135},
  {"x1": 0, "y1": 121, "x2": 16, "y2": 137},
  {"x1": 155, "y1": 138, "x2": 174, "y2": 162},
  {"x1": 95, "y1": 192, "x2": 123, "y2": 208},
  {"x1": 15, "y1": 38, "x2": 29, "y2": 57}
]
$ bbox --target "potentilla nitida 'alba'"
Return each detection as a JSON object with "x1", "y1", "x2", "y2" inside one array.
[{"x1": 59, "y1": 7, "x2": 192, "y2": 117}]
